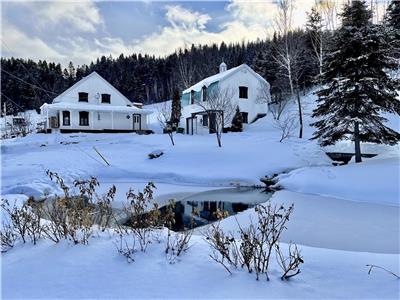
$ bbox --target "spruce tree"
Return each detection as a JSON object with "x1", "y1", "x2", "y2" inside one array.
[
  {"x1": 311, "y1": 1, "x2": 400, "y2": 163},
  {"x1": 231, "y1": 106, "x2": 244, "y2": 132},
  {"x1": 170, "y1": 89, "x2": 181, "y2": 129},
  {"x1": 385, "y1": 0, "x2": 400, "y2": 61}
]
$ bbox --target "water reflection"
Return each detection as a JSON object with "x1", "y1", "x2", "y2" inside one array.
[{"x1": 171, "y1": 200, "x2": 254, "y2": 231}]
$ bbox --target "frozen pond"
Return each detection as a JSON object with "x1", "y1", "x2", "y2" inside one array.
[
  {"x1": 155, "y1": 187, "x2": 398, "y2": 254},
  {"x1": 216, "y1": 190, "x2": 399, "y2": 254}
]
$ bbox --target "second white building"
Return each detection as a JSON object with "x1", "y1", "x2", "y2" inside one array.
[{"x1": 180, "y1": 63, "x2": 271, "y2": 134}]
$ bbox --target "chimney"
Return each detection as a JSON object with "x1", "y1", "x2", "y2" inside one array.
[{"x1": 219, "y1": 61, "x2": 227, "y2": 73}]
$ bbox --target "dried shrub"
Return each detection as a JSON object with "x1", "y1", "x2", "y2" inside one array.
[
  {"x1": 275, "y1": 243, "x2": 304, "y2": 280},
  {"x1": 1, "y1": 198, "x2": 44, "y2": 248},
  {"x1": 164, "y1": 200, "x2": 195, "y2": 263},
  {"x1": 204, "y1": 203, "x2": 303, "y2": 281},
  {"x1": 119, "y1": 182, "x2": 160, "y2": 252},
  {"x1": 115, "y1": 235, "x2": 136, "y2": 263}
]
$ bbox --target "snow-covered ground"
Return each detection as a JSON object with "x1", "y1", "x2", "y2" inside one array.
[{"x1": 1, "y1": 90, "x2": 399, "y2": 299}]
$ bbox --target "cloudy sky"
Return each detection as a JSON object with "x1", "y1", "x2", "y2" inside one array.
[{"x1": 1, "y1": 0, "x2": 387, "y2": 67}]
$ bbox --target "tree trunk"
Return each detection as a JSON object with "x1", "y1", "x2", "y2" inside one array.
[
  {"x1": 168, "y1": 133, "x2": 175, "y2": 146},
  {"x1": 354, "y1": 121, "x2": 362, "y2": 163},
  {"x1": 296, "y1": 88, "x2": 303, "y2": 139}
]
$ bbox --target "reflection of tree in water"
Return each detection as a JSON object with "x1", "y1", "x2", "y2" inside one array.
[
  {"x1": 232, "y1": 203, "x2": 249, "y2": 213},
  {"x1": 173, "y1": 202, "x2": 184, "y2": 231}
]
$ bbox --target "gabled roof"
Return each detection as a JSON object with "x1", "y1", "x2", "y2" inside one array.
[
  {"x1": 52, "y1": 71, "x2": 132, "y2": 106},
  {"x1": 182, "y1": 64, "x2": 269, "y2": 94}
]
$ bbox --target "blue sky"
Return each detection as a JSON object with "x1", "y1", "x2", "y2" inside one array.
[{"x1": 1, "y1": 0, "x2": 388, "y2": 67}]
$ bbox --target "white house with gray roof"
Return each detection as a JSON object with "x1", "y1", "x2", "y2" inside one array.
[
  {"x1": 180, "y1": 63, "x2": 270, "y2": 134},
  {"x1": 40, "y1": 72, "x2": 152, "y2": 133}
]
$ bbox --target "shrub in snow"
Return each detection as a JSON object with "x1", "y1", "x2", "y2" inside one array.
[
  {"x1": 115, "y1": 235, "x2": 136, "y2": 263},
  {"x1": 204, "y1": 203, "x2": 303, "y2": 281},
  {"x1": 276, "y1": 243, "x2": 304, "y2": 280},
  {"x1": 1, "y1": 198, "x2": 43, "y2": 250},
  {"x1": 164, "y1": 200, "x2": 194, "y2": 263},
  {"x1": 117, "y1": 182, "x2": 161, "y2": 252},
  {"x1": 1, "y1": 171, "x2": 117, "y2": 248}
]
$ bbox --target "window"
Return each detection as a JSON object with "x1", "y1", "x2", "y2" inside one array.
[
  {"x1": 133, "y1": 115, "x2": 140, "y2": 123},
  {"x1": 241, "y1": 112, "x2": 248, "y2": 124},
  {"x1": 78, "y1": 92, "x2": 88, "y2": 102},
  {"x1": 202, "y1": 86, "x2": 207, "y2": 102},
  {"x1": 239, "y1": 86, "x2": 248, "y2": 99},
  {"x1": 62, "y1": 111, "x2": 70, "y2": 126},
  {"x1": 101, "y1": 93, "x2": 111, "y2": 103},
  {"x1": 190, "y1": 90, "x2": 195, "y2": 105},
  {"x1": 79, "y1": 111, "x2": 89, "y2": 126},
  {"x1": 202, "y1": 115, "x2": 208, "y2": 126}
]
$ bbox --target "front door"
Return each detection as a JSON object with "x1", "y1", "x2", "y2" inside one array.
[
  {"x1": 133, "y1": 114, "x2": 141, "y2": 131},
  {"x1": 209, "y1": 112, "x2": 216, "y2": 134}
]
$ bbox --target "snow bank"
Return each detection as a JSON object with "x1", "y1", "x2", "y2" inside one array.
[
  {"x1": 277, "y1": 156, "x2": 399, "y2": 206},
  {"x1": 2, "y1": 231, "x2": 399, "y2": 299}
]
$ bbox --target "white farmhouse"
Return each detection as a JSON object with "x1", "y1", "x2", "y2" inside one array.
[
  {"x1": 40, "y1": 72, "x2": 151, "y2": 133},
  {"x1": 180, "y1": 63, "x2": 270, "y2": 134}
]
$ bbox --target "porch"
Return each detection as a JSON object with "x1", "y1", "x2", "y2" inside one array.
[
  {"x1": 185, "y1": 110, "x2": 223, "y2": 135},
  {"x1": 41, "y1": 103, "x2": 151, "y2": 133}
]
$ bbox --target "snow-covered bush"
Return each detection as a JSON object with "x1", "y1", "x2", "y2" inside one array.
[
  {"x1": 0, "y1": 198, "x2": 43, "y2": 250},
  {"x1": 204, "y1": 203, "x2": 303, "y2": 281}
]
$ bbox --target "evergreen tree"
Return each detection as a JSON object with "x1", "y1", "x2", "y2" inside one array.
[
  {"x1": 231, "y1": 106, "x2": 243, "y2": 132},
  {"x1": 170, "y1": 88, "x2": 181, "y2": 128},
  {"x1": 385, "y1": 0, "x2": 400, "y2": 61},
  {"x1": 312, "y1": 1, "x2": 400, "y2": 163}
]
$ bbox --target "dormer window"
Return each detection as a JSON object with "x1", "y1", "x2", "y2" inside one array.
[
  {"x1": 239, "y1": 86, "x2": 248, "y2": 99},
  {"x1": 101, "y1": 93, "x2": 111, "y2": 103},
  {"x1": 78, "y1": 92, "x2": 88, "y2": 102}
]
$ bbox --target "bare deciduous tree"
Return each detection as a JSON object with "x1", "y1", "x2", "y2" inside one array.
[
  {"x1": 177, "y1": 56, "x2": 196, "y2": 89},
  {"x1": 307, "y1": 3, "x2": 325, "y2": 83},
  {"x1": 273, "y1": 0, "x2": 306, "y2": 138},
  {"x1": 319, "y1": 0, "x2": 339, "y2": 31},
  {"x1": 157, "y1": 101, "x2": 175, "y2": 146},
  {"x1": 196, "y1": 86, "x2": 235, "y2": 147},
  {"x1": 274, "y1": 111, "x2": 297, "y2": 142}
]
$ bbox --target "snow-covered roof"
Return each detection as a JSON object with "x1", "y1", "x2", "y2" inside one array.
[
  {"x1": 52, "y1": 71, "x2": 133, "y2": 106},
  {"x1": 182, "y1": 64, "x2": 269, "y2": 94},
  {"x1": 41, "y1": 102, "x2": 152, "y2": 114}
]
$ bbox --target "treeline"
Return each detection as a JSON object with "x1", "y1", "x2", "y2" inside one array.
[{"x1": 1, "y1": 32, "x2": 319, "y2": 114}]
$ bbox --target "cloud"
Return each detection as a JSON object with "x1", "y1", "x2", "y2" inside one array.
[
  {"x1": 2, "y1": 0, "x2": 389, "y2": 66},
  {"x1": 131, "y1": 3, "x2": 271, "y2": 56},
  {"x1": 22, "y1": 1, "x2": 103, "y2": 33},
  {"x1": 1, "y1": 21, "x2": 65, "y2": 62},
  {"x1": 165, "y1": 5, "x2": 211, "y2": 30}
]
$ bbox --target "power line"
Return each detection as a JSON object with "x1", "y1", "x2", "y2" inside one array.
[
  {"x1": 1, "y1": 39, "x2": 55, "y2": 99},
  {"x1": 1, "y1": 69, "x2": 58, "y2": 95},
  {"x1": 0, "y1": 92, "x2": 25, "y2": 111}
]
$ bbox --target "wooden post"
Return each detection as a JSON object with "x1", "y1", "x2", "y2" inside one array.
[
  {"x1": 46, "y1": 106, "x2": 49, "y2": 132},
  {"x1": 93, "y1": 146, "x2": 110, "y2": 166},
  {"x1": 91, "y1": 111, "x2": 94, "y2": 130}
]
